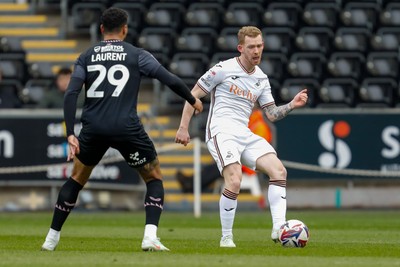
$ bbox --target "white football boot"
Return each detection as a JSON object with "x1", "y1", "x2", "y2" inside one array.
[
  {"x1": 141, "y1": 236, "x2": 170, "y2": 252},
  {"x1": 271, "y1": 228, "x2": 280, "y2": 243},
  {"x1": 41, "y1": 229, "x2": 60, "y2": 251},
  {"x1": 220, "y1": 235, "x2": 236, "y2": 248}
]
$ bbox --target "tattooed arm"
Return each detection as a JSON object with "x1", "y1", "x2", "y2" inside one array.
[
  {"x1": 264, "y1": 89, "x2": 308, "y2": 122},
  {"x1": 264, "y1": 102, "x2": 293, "y2": 122}
]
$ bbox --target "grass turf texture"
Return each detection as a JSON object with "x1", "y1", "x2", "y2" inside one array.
[{"x1": 0, "y1": 210, "x2": 399, "y2": 267}]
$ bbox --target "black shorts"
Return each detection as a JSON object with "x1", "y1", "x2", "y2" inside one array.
[{"x1": 76, "y1": 129, "x2": 157, "y2": 168}]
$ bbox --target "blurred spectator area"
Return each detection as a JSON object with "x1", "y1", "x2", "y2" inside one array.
[{"x1": 0, "y1": 0, "x2": 399, "y2": 109}]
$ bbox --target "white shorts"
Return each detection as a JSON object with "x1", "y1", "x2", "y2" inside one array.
[{"x1": 206, "y1": 132, "x2": 276, "y2": 174}]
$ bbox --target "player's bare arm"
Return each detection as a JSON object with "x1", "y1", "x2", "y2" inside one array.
[
  {"x1": 192, "y1": 98, "x2": 203, "y2": 115},
  {"x1": 264, "y1": 89, "x2": 308, "y2": 122},
  {"x1": 175, "y1": 85, "x2": 207, "y2": 146},
  {"x1": 264, "y1": 102, "x2": 293, "y2": 122}
]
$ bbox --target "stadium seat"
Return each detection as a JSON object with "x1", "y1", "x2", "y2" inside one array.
[
  {"x1": 295, "y1": 27, "x2": 334, "y2": 54},
  {"x1": 223, "y1": 2, "x2": 263, "y2": 27},
  {"x1": 303, "y1": 2, "x2": 340, "y2": 28},
  {"x1": 138, "y1": 27, "x2": 177, "y2": 57},
  {"x1": 380, "y1": 2, "x2": 400, "y2": 26},
  {"x1": 366, "y1": 52, "x2": 398, "y2": 78},
  {"x1": 38, "y1": 0, "x2": 65, "y2": 11},
  {"x1": 185, "y1": 2, "x2": 224, "y2": 28},
  {"x1": 209, "y1": 52, "x2": 239, "y2": 68},
  {"x1": 371, "y1": 27, "x2": 400, "y2": 51},
  {"x1": 340, "y1": 2, "x2": 380, "y2": 30},
  {"x1": 124, "y1": 29, "x2": 138, "y2": 46},
  {"x1": 268, "y1": 77, "x2": 281, "y2": 102},
  {"x1": 155, "y1": 0, "x2": 188, "y2": 4},
  {"x1": 0, "y1": 36, "x2": 23, "y2": 53},
  {"x1": 0, "y1": 79, "x2": 23, "y2": 108},
  {"x1": 112, "y1": 0, "x2": 152, "y2": 4},
  {"x1": 287, "y1": 52, "x2": 326, "y2": 80},
  {"x1": 0, "y1": 52, "x2": 28, "y2": 83},
  {"x1": 169, "y1": 52, "x2": 209, "y2": 79},
  {"x1": 19, "y1": 79, "x2": 51, "y2": 107},
  {"x1": 175, "y1": 27, "x2": 218, "y2": 56},
  {"x1": 0, "y1": 61, "x2": 23, "y2": 81},
  {"x1": 357, "y1": 77, "x2": 397, "y2": 108},
  {"x1": 71, "y1": 2, "x2": 106, "y2": 33},
  {"x1": 92, "y1": 12, "x2": 135, "y2": 42},
  {"x1": 151, "y1": 52, "x2": 170, "y2": 67},
  {"x1": 334, "y1": 27, "x2": 371, "y2": 53},
  {"x1": 263, "y1": 2, "x2": 302, "y2": 29},
  {"x1": 216, "y1": 27, "x2": 241, "y2": 52},
  {"x1": 112, "y1": 2, "x2": 147, "y2": 31},
  {"x1": 222, "y1": 0, "x2": 264, "y2": 4},
  {"x1": 262, "y1": 27, "x2": 296, "y2": 55},
  {"x1": 145, "y1": 2, "x2": 185, "y2": 29},
  {"x1": 316, "y1": 78, "x2": 357, "y2": 108},
  {"x1": 28, "y1": 62, "x2": 55, "y2": 80},
  {"x1": 259, "y1": 52, "x2": 287, "y2": 82},
  {"x1": 327, "y1": 52, "x2": 365, "y2": 80},
  {"x1": 276, "y1": 78, "x2": 318, "y2": 107}
]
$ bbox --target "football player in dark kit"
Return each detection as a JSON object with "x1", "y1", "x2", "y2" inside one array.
[{"x1": 41, "y1": 7, "x2": 203, "y2": 252}]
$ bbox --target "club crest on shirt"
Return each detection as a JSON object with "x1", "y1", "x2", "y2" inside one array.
[
  {"x1": 201, "y1": 69, "x2": 216, "y2": 87},
  {"x1": 226, "y1": 151, "x2": 233, "y2": 160}
]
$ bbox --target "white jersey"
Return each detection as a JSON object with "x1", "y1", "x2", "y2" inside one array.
[{"x1": 197, "y1": 57, "x2": 275, "y2": 141}]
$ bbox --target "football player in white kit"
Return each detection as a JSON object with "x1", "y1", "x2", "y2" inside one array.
[{"x1": 175, "y1": 26, "x2": 308, "y2": 248}]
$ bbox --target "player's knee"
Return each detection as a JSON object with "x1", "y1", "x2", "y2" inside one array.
[
  {"x1": 269, "y1": 165, "x2": 287, "y2": 181},
  {"x1": 279, "y1": 166, "x2": 287, "y2": 180},
  {"x1": 225, "y1": 175, "x2": 241, "y2": 191},
  {"x1": 232, "y1": 179, "x2": 242, "y2": 191}
]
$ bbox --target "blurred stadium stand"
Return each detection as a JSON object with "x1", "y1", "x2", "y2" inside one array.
[{"x1": 1, "y1": 0, "x2": 399, "y2": 109}]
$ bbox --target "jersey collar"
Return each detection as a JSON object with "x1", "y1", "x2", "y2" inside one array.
[{"x1": 236, "y1": 57, "x2": 256, "y2": 75}]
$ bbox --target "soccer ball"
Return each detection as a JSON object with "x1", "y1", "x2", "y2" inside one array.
[{"x1": 278, "y1": 219, "x2": 310, "y2": 248}]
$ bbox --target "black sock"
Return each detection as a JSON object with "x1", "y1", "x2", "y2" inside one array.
[
  {"x1": 50, "y1": 177, "x2": 83, "y2": 231},
  {"x1": 144, "y1": 179, "x2": 164, "y2": 226}
]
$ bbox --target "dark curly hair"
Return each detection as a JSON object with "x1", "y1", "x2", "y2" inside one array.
[{"x1": 100, "y1": 7, "x2": 128, "y2": 33}]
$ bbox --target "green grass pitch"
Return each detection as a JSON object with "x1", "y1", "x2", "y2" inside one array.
[{"x1": 0, "y1": 210, "x2": 399, "y2": 267}]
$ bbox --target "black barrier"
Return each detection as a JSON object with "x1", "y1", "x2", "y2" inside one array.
[
  {"x1": 0, "y1": 110, "x2": 141, "y2": 185},
  {"x1": 1, "y1": 109, "x2": 400, "y2": 182},
  {"x1": 275, "y1": 109, "x2": 400, "y2": 179}
]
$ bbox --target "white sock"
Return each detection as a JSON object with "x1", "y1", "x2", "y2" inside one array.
[
  {"x1": 220, "y1": 190, "x2": 238, "y2": 237},
  {"x1": 268, "y1": 184, "x2": 287, "y2": 230},
  {"x1": 144, "y1": 224, "x2": 157, "y2": 239},
  {"x1": 46, "y1": 228, "x2": 60, "y2": 241}
]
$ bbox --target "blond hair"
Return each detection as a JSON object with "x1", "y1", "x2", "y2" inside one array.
[{"x1": 237, "y1": 26, "x2": 262, "y2": 45}]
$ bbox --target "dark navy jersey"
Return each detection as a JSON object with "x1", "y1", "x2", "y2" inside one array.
[{"x1": 71, "y1": 39, "x2": 161, "y2": 136}]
